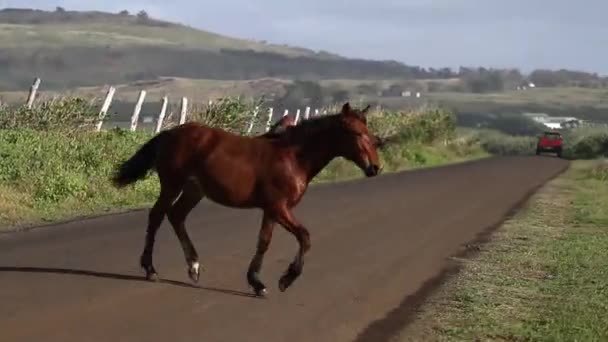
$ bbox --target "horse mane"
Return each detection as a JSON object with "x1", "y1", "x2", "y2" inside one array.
[{"x1": 274, "y1": 114, "x2": 342, "y2": 143}]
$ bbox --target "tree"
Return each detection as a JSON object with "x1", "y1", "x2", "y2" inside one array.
[
  {"x1": 330, "y1": 89, "x2": 349, "y2": 104},
  {"x1": 136, "y1": 10, "x2": 149, "y2": 21}
]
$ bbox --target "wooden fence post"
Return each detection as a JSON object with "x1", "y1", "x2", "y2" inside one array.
[
  {"x1": 265, "y1": 107, "x2": 274, "y2": 132},
  {"x1": 247, "y1": 106, "x2": 259, "y2": 135},
  {"x1": 26, "y1": 78, "x2": 41, "y2": 109},
  {"x1": 130, "y1": 90, "x2": 146, "y2": 131},
  {"x1": 155, "y1": 96, "x2": 168, "y2": 133},
  {"x1": 304, "y1": 107, "x2": 311, "y2": 120},
  {"x1": 95, "y1": 86, "x2": 116, "y2": 132},
  {"x1": 179, "y1": 97, "x2": 188, "y2": 125},
  {"x1": 295, "y1": 109, "x2": 301, "y2": 124}
]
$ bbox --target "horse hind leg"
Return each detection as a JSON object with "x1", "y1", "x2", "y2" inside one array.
[
  {"x1": 167, "y1": 178, "x2": 205, "y2": 283},
  {"x1": 140, "y1": 182, "x2": 181, "y2": 281},
  {"x1": 246, "y1": 212, "x2": 276, "y2": 297},
  {"x1": 272, "y1": 205, "x2": 311, "y2": 292}
]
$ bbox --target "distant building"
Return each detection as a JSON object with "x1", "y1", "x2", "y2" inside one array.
[{"x1": 522, "y1": 112, "x2": 582, "y2": 129}]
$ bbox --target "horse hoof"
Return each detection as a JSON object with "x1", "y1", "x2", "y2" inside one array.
[
  {"x1": 254, "y1": 287, "x2": 268, "y2": 297},
  {"x1": 278, "y1": 277, "x2": 289, "y2": 292},
  {"x1": 146, "y1": 272, "x2": 159, "y2": 282},
  {"x1": 188, "y1": 262, "x2": 201, "y2": 283}
]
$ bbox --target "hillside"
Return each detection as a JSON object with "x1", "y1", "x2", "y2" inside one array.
[
  {"x1": 0, "y1": 8, "x2": 439, "y2": 91},
  {"x1": 0, "y1": 8, "x2": 329, "y2": 57}
]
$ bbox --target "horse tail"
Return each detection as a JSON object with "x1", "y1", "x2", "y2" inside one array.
[{"x1": 112, "y1": 130, "x2": 169, "y2": 188}]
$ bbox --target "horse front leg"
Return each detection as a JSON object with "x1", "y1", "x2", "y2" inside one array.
[
  {"x1": 167, "y1": 180, "x2": 205, "y2": 283},
  {"x1": 141, "y1": 184, "x2": 181, "y2": 281},
  {"x1": 273, "y1": 205, "x2": 311, "y2": 292},
  {"x1": 247, "y1": 212, "x2": 276, "y2": 297}
]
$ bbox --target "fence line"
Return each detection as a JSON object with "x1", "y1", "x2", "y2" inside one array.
[
  {"x1": 95, "y1": 86, "x2": 116, "y2": 132},
  {"x1": 246, "y1": 106, "x2": 259, "y2": 134},
  {"x1": 130, "y1": 90, "x2": 147, "y2": 131},
  {"x1": 155, "y1": 96, "x2": 168, "y2": 133},
  {"x1": 18, "y1": 77, "x2": 331, "y2": 134},
  {"x1": 179, "y1": 97, "x2": 189, "y2": 125},
  {"x1": 26, "y1": 78, "x2": 41, "y2": 110}
]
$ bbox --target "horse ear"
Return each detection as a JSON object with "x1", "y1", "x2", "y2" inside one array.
[
  {"x1": 341, "y1": 102, "x2": 351, "y2": 115},
  {"x1": 362, "y1": 104, "x2": 371, "y2": 115}
]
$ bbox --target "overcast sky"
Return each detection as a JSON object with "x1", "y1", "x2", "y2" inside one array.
[{"x1": 4, "y1": 0, "x2": 608, "y2": 74}]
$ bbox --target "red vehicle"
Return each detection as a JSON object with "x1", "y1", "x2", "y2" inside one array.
[{"x1": 536, "y1": 131, "x2": 563, "y2": 158}]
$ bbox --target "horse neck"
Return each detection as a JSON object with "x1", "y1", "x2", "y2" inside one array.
[{"x1": 292, "y1": 127, "x2": 341, "y2": 181}]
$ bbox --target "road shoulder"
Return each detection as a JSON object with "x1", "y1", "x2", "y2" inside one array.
[{"x1": 395, "y1": 160, "x2": 608, "y2": 341}]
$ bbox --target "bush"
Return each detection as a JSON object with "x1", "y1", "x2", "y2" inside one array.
[
  {"x1": 0, "y1": 97, "x2": 99, "y2": 131},
  {"x1": 0, "y1": 96, "x2": 475, "y2": 226},
  {"x1": 368, "y1": 106, "x2": 456, "y2": 144},
  {"x1": 474, "y1": 126, "x2": 608, "y2": 159},
  {"x1": 562, "y1": 128, "x2": 608, "y2": 159},
  {"x1": 0, "y1": 128, "x2": 157, "y2": 206},
  {"x1": 186, "y1": 96, "x2": 265, "y2": 135},
  {"x1": 475, "y1": 130, "x2": 537, "y2": 156}
]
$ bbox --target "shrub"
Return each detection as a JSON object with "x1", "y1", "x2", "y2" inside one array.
[
  {"x1": 186, "y1": 96, "x2": 266, "y2": 135},
  {"x1": 0, "y1": 128, "x2": 157, "y2": 206},
  {"x1": 0, "y1": 96, "x2": 99, "y2": 131},
  {"x1": 562, "y1": 128, "x2": 608, "y2": 159},
  {"x1": 0, "y1": 95, "x2": 472, "y2": 225},
  {"x1": 476, "y1": 130, "x2": 537, "y2": 156},
  {"x1": 368, "y1": 106, "x2": 456, "y2": 144}
]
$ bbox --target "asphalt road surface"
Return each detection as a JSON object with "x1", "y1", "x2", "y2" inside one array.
[{"x1": 0, "y1": 156, "x2": 569, "y2": 342}]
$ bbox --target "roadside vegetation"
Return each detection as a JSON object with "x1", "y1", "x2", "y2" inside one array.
[
  {"x1": 0, "y1": 96, "x2": 484, "y2": 229},
  {"x1": 398, "y1": 160, "x2": 608, "y2": 341},
  {"x1": 472, "y1": 126, "x2": 608, "y2": 159}
]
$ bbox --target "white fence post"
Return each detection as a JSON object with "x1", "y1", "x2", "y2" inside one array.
[
  {"x1": 314, "y1": 109, "x2": 319, "y2": 117},
  {"x1": 155, "y1": 96, "x2": 168, "y2": 133},
  {"x1": 265, "y1": 107, "x2": 274, "y2": 132},
  {"x1": 179, "y1": 97, "x2": 188, "y2": 125},
  {"x1": 295, "y1": 109, "x2": 301, "y2": 124},
  {"x1": 130, "y1": 90, "x2": 146, "y2": 131},
  {"x1": 95, "y1": 86, "x2": 115, "y2": 132},
  {"x1": 247, "y1": 106, "x2": 259, "y2": 135},
  {"x1": 304, "y1": 106, "x2": 311, "y2": 120},
  {"x1": 26, "y1": 78, "x2": 41, "y2": 109},
  {"x1": 283, "y1": 109, "x2": 289, "y2": 117}
]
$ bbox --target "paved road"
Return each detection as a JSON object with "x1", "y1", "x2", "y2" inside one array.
[{"x1": 0, "y1": 156, "x2": 569, "y2": 342}]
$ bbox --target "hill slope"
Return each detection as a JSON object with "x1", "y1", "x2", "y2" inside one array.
[
  {"x1": 0, "y1": 8, "x2": 330, "y2": 57},
  {"x1": 0, "y1": 8, "x2": 433, "y2": 90}
]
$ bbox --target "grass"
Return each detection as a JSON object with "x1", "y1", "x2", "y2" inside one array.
[
  {"x1": 427, "y1": 87, "x2": 608, "y2": 109},
  {"x1": 0, "y1": 97, "x2": 486, "y2": 230},
  {"x1": 0, "y1": 13, "x2": 320, "y2": 57},
  {"x1": 398, "y1": 160, "x2": 608, "y2": 341}
]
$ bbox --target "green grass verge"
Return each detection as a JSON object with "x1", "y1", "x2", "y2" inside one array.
[
  {"x1": 0, "y1": 100, "x2": 487, "y2": 230},
  {"x1": 0, "y1": 129, "x2": 485, "y2": 230},
  {"x1": 398, "y1": 160, "x2": 608, "y2": 341}
]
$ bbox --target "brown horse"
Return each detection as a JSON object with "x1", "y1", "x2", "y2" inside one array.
[{"x1": 112, "y1": 102, "x2": 382, "y2": 296}]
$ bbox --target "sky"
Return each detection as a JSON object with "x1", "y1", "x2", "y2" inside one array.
[{"x1": 3, "y1": 0, "x2": 608, "y2": 75}]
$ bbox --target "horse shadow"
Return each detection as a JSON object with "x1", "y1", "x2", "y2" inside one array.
[{"x1": 0, "y1": 266, "x2": 261, "y2": 299}]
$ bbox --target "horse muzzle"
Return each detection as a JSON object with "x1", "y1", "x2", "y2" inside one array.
[{"x1": 364, "y1": 164, "x2": 381, "y2": 177}]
